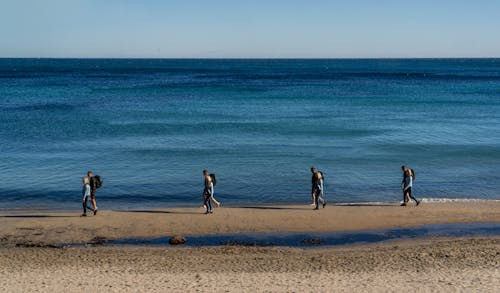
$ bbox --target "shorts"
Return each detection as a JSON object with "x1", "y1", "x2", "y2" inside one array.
[{"x1": 90, "y1": 189, "x2": 96, "y2": 199}]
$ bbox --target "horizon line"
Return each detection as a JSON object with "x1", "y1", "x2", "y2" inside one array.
[{"x1": 1, "y1": 56, "x2": 500, "y2": 60}]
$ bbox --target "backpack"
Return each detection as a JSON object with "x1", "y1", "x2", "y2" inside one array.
[
  {"x1": 410, "y1": 169, "x2": 415, "y2": 180},
  {"x1": 209, "y1": 174, "x2": 217, "y2": 186},
  {"x1": 94, "y1": 175, "x2": 103, "y2": 188}
]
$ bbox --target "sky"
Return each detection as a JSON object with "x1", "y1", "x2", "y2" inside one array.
[{"x1": 1, "y1": 0, "x2": 500, "y2": 58}]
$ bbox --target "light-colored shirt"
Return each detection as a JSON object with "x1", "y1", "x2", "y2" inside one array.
[
  {"x1": 82, "y1": 183, "x2": 90, "y2": 200},
  {"x1": 403, "y1": 175, "x2": 413, "y2": 191}
]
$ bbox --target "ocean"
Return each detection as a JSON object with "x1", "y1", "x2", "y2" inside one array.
[{"x1": 1, "y1": 58, "x2": 499, "y2": 210}]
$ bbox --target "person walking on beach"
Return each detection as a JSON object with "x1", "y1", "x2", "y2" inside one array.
[
  {"x1": 87, "y1": 171, "x2": 100, "y2": 215},
  {"x1": 311, "y1": 167, "x2": 326, "y2": 210},
  {"x1": 202, "y1": 170, "x2": 215, "y2": 214},
  {"x1": 81, "y1": 177, "x2": 92, "y2": 216},
  {"x1": 401, "y1": 166, "x2": 420, "y2": 206},
  {"x1": 201, "y1": 171, "x2": 221, "y2": 210},
  {"x1": 310, "y1": 168, "x2": 317, "y2": 206},
  {"x1": 207, "y1": 173, "x2": 221, "y2": 208}
]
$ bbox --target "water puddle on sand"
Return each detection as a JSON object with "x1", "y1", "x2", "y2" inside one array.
[{"x1": 62, "y1": 222, "x2": 500, "y2": 248}]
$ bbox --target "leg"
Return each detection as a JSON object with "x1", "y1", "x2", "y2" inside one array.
[
  {"x1": 90, "y1": 190, "x2": 98, "y2": 215},
  {"x1": 314, "y1": 190, "x2": 320, "y2": 210},
  {"x1": 408, "y1": 188, "x2": 419, "y2": 205},
  {"x1": 82, "y1": 196, "x2": 88, "y2": 215},
  {"x1": 401, "y1": 190, "x2": 408, "y2": 206},
  {"x1": 204, "y1": 195, "x2": 212, "y2": 213},
  {"x1": 404, "y1": 190, "x2": 411, "y2": 204},
  {"x1": 318, "y1": 193, "x2": 326, "y2": 208},
  {"x1": 211, "y1": 196, "x2": 221, "y2": 207}
]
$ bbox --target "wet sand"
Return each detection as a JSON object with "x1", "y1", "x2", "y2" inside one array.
[{"x1": 1, "y1": 202, "x2": 499, "y2": 292}]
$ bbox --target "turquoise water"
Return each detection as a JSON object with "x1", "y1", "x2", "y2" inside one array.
[{"x1": 1, "y1": 59, "x2": 499, "y2": 209}]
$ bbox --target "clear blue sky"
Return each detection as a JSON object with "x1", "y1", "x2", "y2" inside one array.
[{"x1": 1, "y1": 0, "x2": 500, "y2": 58}]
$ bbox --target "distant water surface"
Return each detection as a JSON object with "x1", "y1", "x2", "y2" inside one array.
[{"x1": 0, "y1": 58, "x2": 499, "y2": 210}]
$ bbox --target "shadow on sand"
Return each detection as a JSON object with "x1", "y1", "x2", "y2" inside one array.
[
  {"x1": 236, "y1": 203, "x2": 397, "y2": 210},
  {"x1": 235, "y1": 206, "x2": 312, "y2": 211},
  {"x1": 337, "y1": 203, "x2": 397, "y2": 207},
  {"x1": 114, "y1": 210, "x2": 201, "y2": 215},
  {"x1": 0, "y1": 215, "x2": 80, "y2": 218}
]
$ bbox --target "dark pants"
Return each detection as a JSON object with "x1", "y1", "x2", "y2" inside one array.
[
  {"x1": 82, "y1": 196, "x2": 93, "y2": 214},
  {"x1": 204, "y1": 194, "x2": 212, "y2": 212},
  {"x1": 314, "y1": 189, "x2": 325, "y2": 209},
  {"x1": 404, "y1": 187, "x2": 419, "y2": 203}
]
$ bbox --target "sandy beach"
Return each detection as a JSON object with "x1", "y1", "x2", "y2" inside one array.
[
  {"x1": 1, "y1": 201, "x2": 499, "y2": 292},
  {"x1": 1, "y1": 201, "x2": 499, "y2": 246},
  {"x1": 0, "y1": 237, "x2": 499, "y2": 292}
]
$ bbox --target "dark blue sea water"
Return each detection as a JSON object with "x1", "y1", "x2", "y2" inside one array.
[{"x1": 1, "y1": 59, "x2": 499, "y2": 210}]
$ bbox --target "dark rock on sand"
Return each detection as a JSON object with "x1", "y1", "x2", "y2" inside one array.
[
  {"x1": 88, "y1": 236, "x2": 108, "y2": 245},
  {"x1": 15, "y1": 242, "x2": 60, "y2": 248},
  {"x1": 169, "y1": 236, "x2": 187, "y2": 245}
]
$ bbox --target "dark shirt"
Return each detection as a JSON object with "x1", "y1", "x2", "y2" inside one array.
[
  {"x1": 312, "y1": 173, "x2": 322, "y2": 192},
  {"x1": 89, "y1": 177, "x2": 97, "y2": 191}
]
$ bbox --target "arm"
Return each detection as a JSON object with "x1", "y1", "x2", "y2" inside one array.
[
  {"x1": 403, "y1": 176, "x2": 413, "y2": 191},
  {"x1": 82, "y1": 185, "x2": 90, "y2": 201},
  {"x1": 209, "y1": 182, "x2": 214, "y2": 197},
  {"x1": 314, "y1": 178, "x2": 322, "y2": 192}
]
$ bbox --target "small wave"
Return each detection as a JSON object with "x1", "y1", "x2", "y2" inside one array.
[
  {"x1": 420, "y1": 198, "x2": 500, "y2": 203},
  {"x1": 334, "y1": 198, "x2": 500, "y2": 205}
]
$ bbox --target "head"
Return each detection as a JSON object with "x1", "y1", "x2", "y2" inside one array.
[
  {"x1": 87, "y1": 171, "x2": 93, "y2": 177},
  {"x1": 401, "y1": 166, "x2": 407, "y2": 172},
  {"x1": 82, "y1": 177, "x2": 89, "y2": 184},
  {"x1": 310, "y1": 167, "x2": 317, "y2": 174},
  {"x1": 203, "y1": 170, "x2": 208, "y2": 176}
]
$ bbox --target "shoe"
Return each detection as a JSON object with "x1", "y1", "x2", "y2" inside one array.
[
  {"x1": 416, "y1": 200, "x2": 421, "y2": 206},
  {"x1": 209, "y1": 210, "x2": 213, "y2": 214},
  {"x1": 400, "y1": 203, "x2": 407, "y2": 206},
  {"x1": 93, "y1": 209, "x2": 98, "y2": 216},
  {"x1": 216, "y1": 202, "x2": 221, "y2": 208},
  {"x1": 81, "y1": 213, "x2": 87, "y2": 217},
  {"x1": 313, "y1": 207, "x2": 319, "y2": 210},
  {"x1": 323, "y1": 203, "x2": 326, "y2": 208}
]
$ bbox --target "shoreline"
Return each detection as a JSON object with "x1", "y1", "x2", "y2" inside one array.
[
  {"x1": 1, "y1": 201, "x2": 499, "y2": 247},
  {"x1": 1, "y1": 197, "x2": 499, "y2": 213}
]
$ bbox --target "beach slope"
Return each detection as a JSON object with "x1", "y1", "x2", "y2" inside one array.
[{"x1": 1, "y1": 201, "x2": 499, "y2": 246}]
